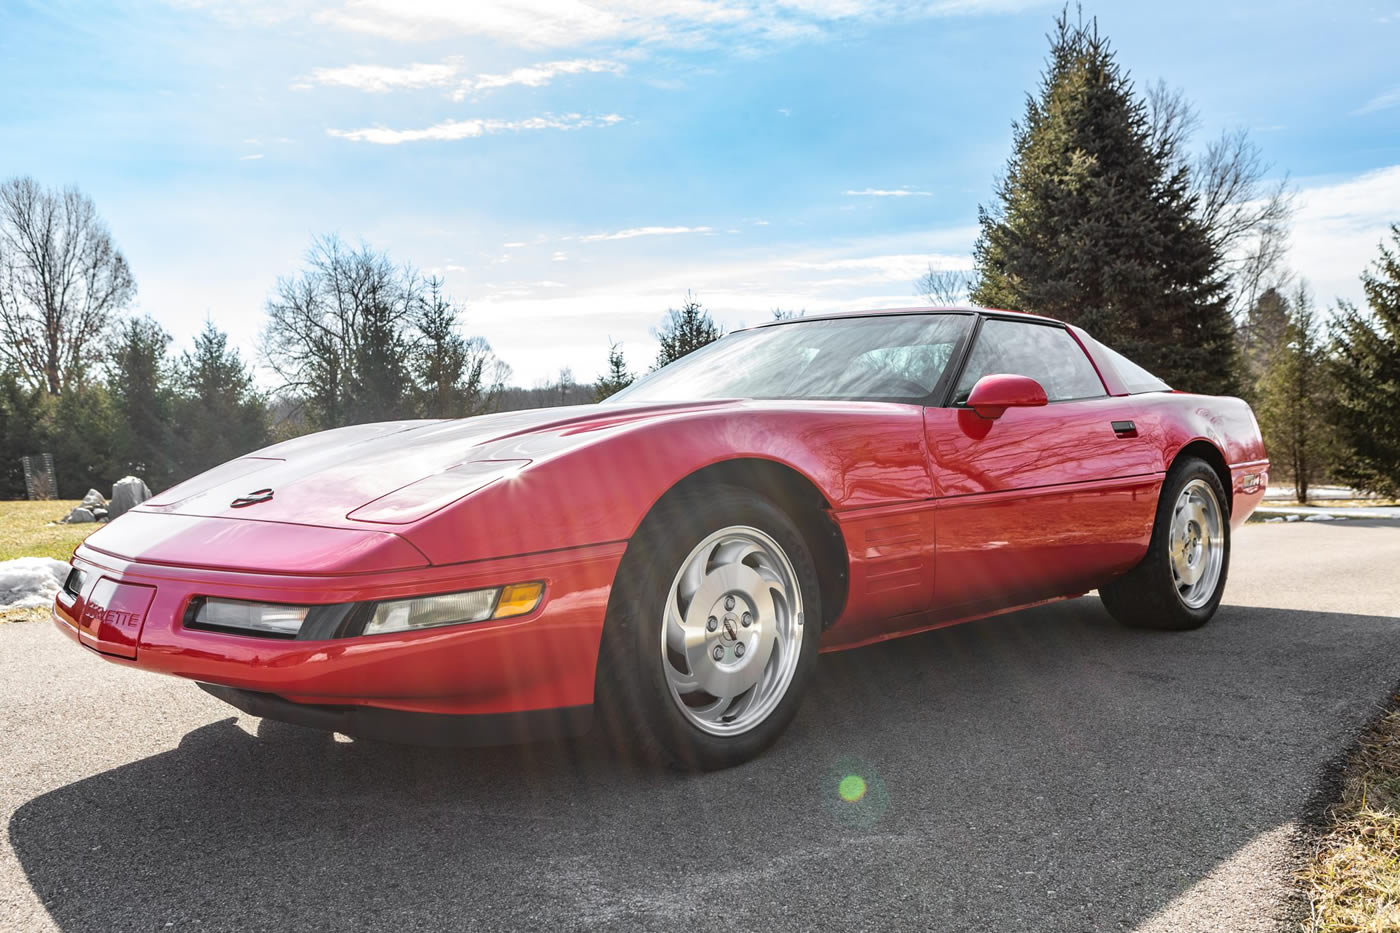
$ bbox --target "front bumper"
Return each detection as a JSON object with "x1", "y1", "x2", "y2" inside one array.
[
  {"x1": 198, "y1": 684, "x2": 593, "y2": 746},
  {"x1": 53, "y1": 536, "x2": 626, "y2": 718}
]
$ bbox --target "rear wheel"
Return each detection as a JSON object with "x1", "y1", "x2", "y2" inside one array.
[
  {"x1": 595, "y1": 486, "x2": 821, "y2": 770},
  {"x1": 1100, "y1": 457, "x2": 1230, "y2": 631}
]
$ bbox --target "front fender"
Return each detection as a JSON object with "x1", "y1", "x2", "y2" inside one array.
[{"x1": 396, "y1": 401, "x2": 933, "y2": 565}]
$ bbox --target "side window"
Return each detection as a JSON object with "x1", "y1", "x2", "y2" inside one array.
[{"x1": 953, "y1": 319, "x2": 1106, "y2": 404}]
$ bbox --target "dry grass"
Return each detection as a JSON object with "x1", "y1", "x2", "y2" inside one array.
[
  {"x1": 0, "y1": 500, "x2": 95, "y2": 562},
  {"x1": 0, "y1": 500, "x2": 96, "y2": 624},
  {"x1": 0, "y1": 605, "x2": 48, "y2": 624},
  {"x1": 1301, "y1": 701, "x2": 1400, "y2": 932}
]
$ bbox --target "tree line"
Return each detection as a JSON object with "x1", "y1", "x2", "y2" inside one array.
[
  {"x1": 923, "y1": 9, "x2": 1399, "y2": 501},
  {"x1": 2, "y1": 7, "x2": 1397, "y2": 502},
  {"x1": 0, "y1": 176, "x2": 715, "y2": 498}
]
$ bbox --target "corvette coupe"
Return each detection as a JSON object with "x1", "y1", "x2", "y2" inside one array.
[{"x1": 53, "y1": 307, "x2": 1267, "y2": 768}]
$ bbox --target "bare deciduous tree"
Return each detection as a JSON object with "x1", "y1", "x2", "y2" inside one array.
[
  {"x1": 261, "y1": 235, "x2": 411, "y2": 427},
  {"x1": 1147, "y1": 85, "x2": 1296, "y2": 320},
  {"x1": 915, "y1": 266, "x2": 974, "y2": 306},
  {"x1": 1144, "y1": 79, "x2": 1198, "y2": 162},
  {"x1": 0, "y1": 177, "x2": 136, "y2": 393},
  {"x1": 262, "y1": 235, "x2": 506, "y2": 428}
]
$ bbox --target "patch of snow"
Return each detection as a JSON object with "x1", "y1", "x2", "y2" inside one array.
[
  {"x1": 0, "y1": 557, "x2": 70, "y2": 611},
  {"x1": 1303, "y1": 513, "x2": 1338, "y2": 521}
]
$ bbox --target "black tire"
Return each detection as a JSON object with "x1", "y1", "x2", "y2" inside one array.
[
  {"x1": 1100, "y1": 457, "x2": 1231, "y2": 631},
  {"x1": 594, "y1": 485, "x2": 822, "y2": 770}
]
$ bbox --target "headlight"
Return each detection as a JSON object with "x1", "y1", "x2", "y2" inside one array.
[
  {"x1": 363, "y1": 582, "x2": 544, "y2": 636},
  {"x1": 185, "y1": 582, "x2": 545, "y2": 640},
  {"x1": 191, "y1": 598, "x2": 311, "y2": 637}
]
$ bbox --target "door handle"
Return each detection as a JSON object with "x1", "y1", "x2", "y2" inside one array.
[{"x1": 1111, "y1": 420, "x2": 1138, "y2": 438}]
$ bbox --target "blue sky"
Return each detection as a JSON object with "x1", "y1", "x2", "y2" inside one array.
[{"x1": 3, "y1": 0, "x2": 1398, "y2": 385}]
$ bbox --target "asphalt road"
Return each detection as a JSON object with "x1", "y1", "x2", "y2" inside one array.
[{"x1": 3, "y1": 520, "x2": 1400, "y2": 932}]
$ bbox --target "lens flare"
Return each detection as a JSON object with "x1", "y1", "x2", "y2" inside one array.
[{"x1": 838, "y1": 774, "x2": 868, "y2": 803}]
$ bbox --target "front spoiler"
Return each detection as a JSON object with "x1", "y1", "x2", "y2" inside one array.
[{"x1": 199, "y1": 684, "x2": 593, "y2": 747}]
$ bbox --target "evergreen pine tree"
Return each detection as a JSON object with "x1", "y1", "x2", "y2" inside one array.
[
  {"x1": 411, "y1": 280, "x2": 502, "y2": 419},
  {"x1": 1240, "y1": 286, "x2": 1291, "y2": 388},
  {"x1": 654, "y1": 293, "x2": 721, "y2": 369},
  {"x1": 45, "y1": 380, "x2": 119, "y2": 498},
  {"x1": 345, "y1": 297, "x2": 412, "y2": 424},
  {"x1": 1255, "y1": 285, "x2": 1335, "y2": 502},
  {"x1": 594, "y1": 340, "x2": 634, "y2": 401},
  {"x1": 107, "y1": 315, "x2": 175, "y2": 489},
  {"x1": 0, "y1": 369, "x2": 46, "y2": 498},
  {"x1": 971, "y1": 9, "x2": 1237, "y2": 395},
  {"x1": 173, "y1": 321, "x2": 268, "y2": 479},
  {"x1": 1329, "y1": 225, "x2": 1400, "y2": 497}
]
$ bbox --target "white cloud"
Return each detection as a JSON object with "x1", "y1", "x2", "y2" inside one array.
[
  {"x1": 503, "y1": 241, "x2": 527, "y2": 248},
  {"x1": 328, "y1": 112, "x2": 624, "y2": 144},
  {"x1": 297, "y1": 60, "x2": 461, "y2": 92},
  {"x1": 1354, "y1": 87, "x2": 1400, "y2": 115},
  {"x1": 453, "y1": 59, "x2": 625, "y2": 100},
  {"x1": 295, "y1": 56, "x2": 626, "y2": 98},
  {"x1": 238, "y1": 153, "x2": 264, "y2": 160},
  {"x1": 1290, "y1": 163, "x2": 1400, "y2": 308},
  {"x1": 577, "y1": 224, "x2": 713, "y2": 241},
  {"x1": 844, "y1": 187, "x2": 932, "y2": 197},
  {"x1": 551, "y1": 251, "x2": 569, "y2": 261},
  {"x1": 314, "y1": 0, "x2": 1037, "y2": 48}
]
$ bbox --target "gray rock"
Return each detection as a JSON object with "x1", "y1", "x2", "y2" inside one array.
[
  {"x1": 108, "y1": 476, "x2": 152, "y2": 520},
  {"x1": 65, "y1": 507, "x2": 95, "y2": 524},
  {"x1": 91, "y1": 508, "x2": 109, "y2": 522},
  {"x1": 80, "y1": 488, "x2": 107, "y2": 510}
]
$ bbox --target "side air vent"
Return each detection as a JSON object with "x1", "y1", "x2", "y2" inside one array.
[{"x1": 863, "y1": 519, "x2": 925, "y2": 595}]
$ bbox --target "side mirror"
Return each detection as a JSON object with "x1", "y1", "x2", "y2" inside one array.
[{"x1": 966, "y1": 373, "x2": 1049, "y2": 420}]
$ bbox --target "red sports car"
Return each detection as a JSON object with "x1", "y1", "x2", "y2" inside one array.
[{"x1": 53, "y1": 308, "x2": 1267, "y2": 768}]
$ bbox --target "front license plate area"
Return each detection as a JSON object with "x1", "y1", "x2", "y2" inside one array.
[{"x1": 78, "y1": 578, "x2": 156, "y2": 659}]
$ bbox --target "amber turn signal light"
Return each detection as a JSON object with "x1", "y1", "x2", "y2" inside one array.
[{"x1": 494, "y1": 582, "x2": 545, "y2": 619}]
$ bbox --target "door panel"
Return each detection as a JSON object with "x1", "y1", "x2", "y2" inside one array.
[{"x1": 924, "y1": 398, "x2": 1162, "y2": 612}]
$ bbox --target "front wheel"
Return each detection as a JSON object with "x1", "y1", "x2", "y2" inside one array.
[
  {"x1": 594, "y1": 486, "x2": 822, "y2": 770},
  {"x1": 1100, "y1": 457, "x2": 1230, "y2": 631}
]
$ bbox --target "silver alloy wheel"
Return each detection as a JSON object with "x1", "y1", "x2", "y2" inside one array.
[
  {"x1": 1169, "y1": 478, "x2": 1225, "y2": 609},
  {"x1": 660, "y1": 525, "x2": 805, "y2": 736}
]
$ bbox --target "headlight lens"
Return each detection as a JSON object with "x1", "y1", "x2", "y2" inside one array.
[
  {"x1": 186, "y1": 581, "x2": 545, "y2": 640},
  {"x1": 192, "y1": 598, "x2": 310, "y2": 637},
  {"x1": 363, "y1": 582, "x2": 544, "y2": 635},
  {"x1": 364, "y1": 589, "x2": 498, "y2": 635}
]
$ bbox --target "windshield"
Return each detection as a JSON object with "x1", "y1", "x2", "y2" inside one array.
[{"x1": 610, "y1": 313, "x2": 973, "y2": 404}]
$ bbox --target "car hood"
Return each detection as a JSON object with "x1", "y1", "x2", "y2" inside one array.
[{"x1": 128, "y1": 400, "x2": 733, "y2": 530}]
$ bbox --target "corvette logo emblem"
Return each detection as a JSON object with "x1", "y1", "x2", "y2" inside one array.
[{"x1": 231, "y1": 488, "x2": 275, "y2": 508}]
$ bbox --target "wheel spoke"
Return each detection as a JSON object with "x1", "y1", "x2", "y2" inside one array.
[
  {"x1": 664, "y1": 600, "x2": 696, "y2": 656},
  {"x1": 659, "y1": 524, "x2": 805, "y2": 737},
  {"x1": 1168, "y1": 479, "x2": 1225, "y2": 609},
  {"x1": 688, "y1": 690, "x2": 742, "y2": 723},
  {"x1": 711, "y1": 538, "x2": 762, "y2": 569}
]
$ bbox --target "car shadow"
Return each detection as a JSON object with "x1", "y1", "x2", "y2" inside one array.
[{"x1": 11, "y1": 597, "x2": 1400, "y2": 932}]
